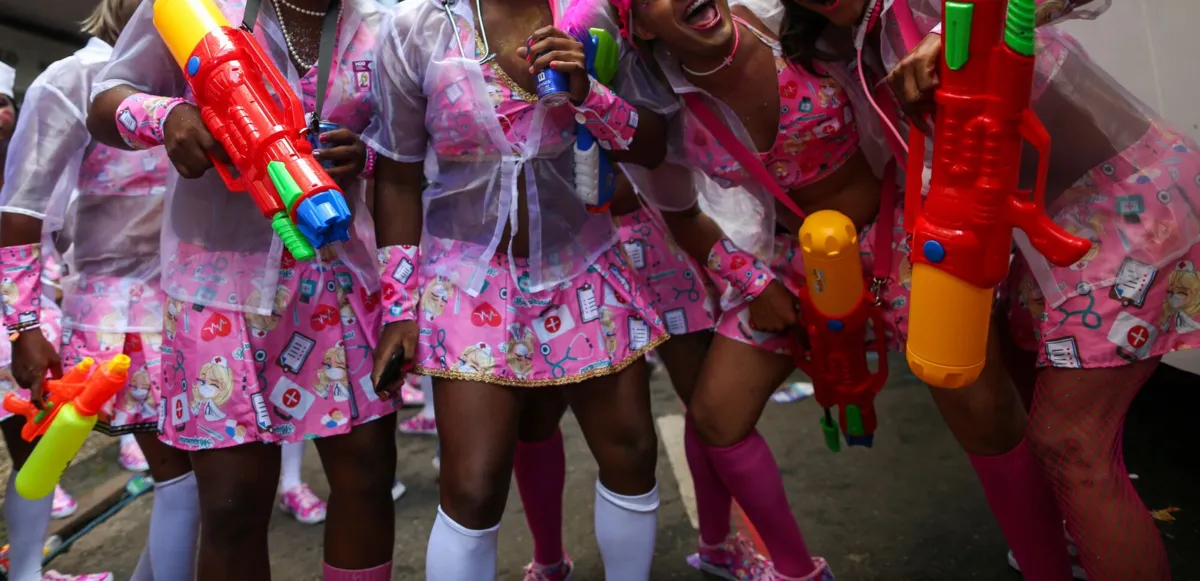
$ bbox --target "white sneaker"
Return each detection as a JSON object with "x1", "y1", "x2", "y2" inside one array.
[{"x1": 1006, "y1": 550, "x2": 1087, "y2": 580}]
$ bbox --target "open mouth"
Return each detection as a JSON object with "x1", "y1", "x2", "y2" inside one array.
[{"x1": 683, "y1": 0, "x2": 722, "y2": 30}]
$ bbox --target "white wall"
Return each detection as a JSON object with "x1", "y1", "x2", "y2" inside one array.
[
  {"x1": 0, "y1": 24, "x2": 81, "y2": 97},
  {"x1": 1058, "y1": 0, "x2": 1200, "y2": 140}
]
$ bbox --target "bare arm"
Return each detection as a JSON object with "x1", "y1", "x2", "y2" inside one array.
[
  {"x1": 661, "y1": 203, "x2": 726, "y2": 264},
  {"x1": 373, "y1": 158, "x2": 424, "y2": 247},
  {"x1": 609, "y1": 108, "x2": 667, "y2": 169},
  {"x1": 0, "y1": 214, "x2": 44, "y2": 248}
]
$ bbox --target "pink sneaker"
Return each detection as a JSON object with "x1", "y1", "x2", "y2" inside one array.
[
  {"x1": 399, "y1": 415, "x2": 437, "y2": 436},
  {"x1": 523, "y1": 555, "x2": 574, "y2": 581},
  {"x1": 119, "y1": 439, "x2": 150, "y2": 472},
  {"x1": 278, "y1": 484, "x2": 328, "y2": 525},
  {"x1": 42, "y1": 571, "x2": 114, "y2": 581},
  {"x1": 400, "y1": 382, "x2": 424, "y2": 408},
  {"x1": 50, "y1": 485, "x2": 78, "y2": 519},
  {"x1": 686, "y1": 534, "x2": 834, "y2": 581}
]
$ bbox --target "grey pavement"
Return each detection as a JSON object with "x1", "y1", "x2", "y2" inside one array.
[{"x1": 7, "y1": 355, "x2": 1197, "y2": 580}]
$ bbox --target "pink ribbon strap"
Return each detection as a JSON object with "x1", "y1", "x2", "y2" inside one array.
[
  {"x1": 115, "y1": 93, "x2": 187, "y2": 150},
  {"x1": 377, "y1": 245, "x2": 420, "y2": 324},
  {"x1": 0, "y1": 244, "x2": 45, "y2": 335},
  {"x1": 572, "y1": 78, "x2": 639, "y2": 151},
  {"x1": 705, "y1": 238, "x2": 776, "y2": 302}
]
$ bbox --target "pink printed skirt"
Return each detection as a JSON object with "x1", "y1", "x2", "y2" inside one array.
[
  {"x1": 1004, "y1": 124, "x2": 1200, "y2": 368},
  {"x1": 0, "y1": 301, "x2": 63, "y2": 423},
  {"x1": 59, "y1": 276, "x2": 167, "y2": 434},
  {"x1": 615, "y1": 208, "x2": 717, "y2": 335},
  {"x1": 414, "y1": 241, "x2": 668, "y2": 387},
  {"x1": 159, "y1": 251, "x2": 399, "y2": 451},
  {"x1": 61, "y1": 329, "x2": 163, "y2": 434},
  {"x1": 716, "y1": 204, "x2": 910, "y2": 355}
]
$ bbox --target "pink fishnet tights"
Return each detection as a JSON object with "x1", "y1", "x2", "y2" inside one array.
[{"x1": 1027, "y1": 360, "x2": 1170, "y2": 581}]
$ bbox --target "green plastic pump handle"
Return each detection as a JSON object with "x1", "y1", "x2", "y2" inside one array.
[
  {"x1": 820, "y1": 413, "x2": 841, "y2": 453},
  {"x1": 589, "y1": 28, "x2": 619, "y2": 86},
  {"x1": 943, "y1": 2, "x2": 973, "y2": 71},
  {"x1": 1004, "y1": 0, "x2": 1036, "y2": 56},
  {"x1": 266, "y1": 161, "x2": 316, "y2": 261}
]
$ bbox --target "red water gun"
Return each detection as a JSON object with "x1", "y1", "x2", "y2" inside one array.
[
  {"x1": 152, "y1": 0, "x2": 351, "y2": 262},
  {"x1": 791, "y1": 211, "x2": 889, "y2": 451},
  {"x1": 904, "y1": 0, "x2": 1091, "y2": 388}
]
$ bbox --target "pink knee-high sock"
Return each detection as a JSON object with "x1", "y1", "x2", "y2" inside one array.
[
  {"x1": 685, "y1": 418, "x2": 733, "y2": 546},
  {"x1": 514, "y1": 429, "x2": 567, "y2": 566},
  {"x1": 969, "y1": 438, "x2": 1073, "y2": 581},
  {"x1": 323, "y1": 562, "x2": 392, "y2": 581},
  {"x1": 706, "y1": 431, "x2": 815, "y2": 578}
]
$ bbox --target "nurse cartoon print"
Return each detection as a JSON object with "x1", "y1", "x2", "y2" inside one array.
[
  {"x1": 159, "y1": 252, "x2": 397, "y2": 451},
  {"x1": 1005, "y1": 124, "x2": 1200, "y2": 368}
]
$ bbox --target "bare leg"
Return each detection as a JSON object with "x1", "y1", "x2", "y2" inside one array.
[
  {"x1": 315, "y1": 414, "x2": 398, "y2": 569},
  {"x1": 426, "y1": 378, "x2": 521, "y2": 580},
  {"x1": 191, "y1": 443, "x2": 281, "y2": 580},
  {"x1": 689, "y1": 335, "x2": 820, "y2": 578},
  {"x1": 926, "y1": 321, "x2": 1072, "y2": 581},
  {"x1": 566, "y1": 360, "x2": 660, "y2": 581}
]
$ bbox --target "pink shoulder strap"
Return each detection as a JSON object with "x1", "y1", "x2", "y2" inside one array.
[
  {"x1": 682, "y1": 92, "x2": 896, "y2": 284},
  {"x1": 681, "y1": 93, "x2": 807, "y2": 219}
]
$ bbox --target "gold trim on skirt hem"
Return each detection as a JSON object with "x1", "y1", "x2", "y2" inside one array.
[{"x1": 413, "y1": 334, "x2": 670, "y2": 388}]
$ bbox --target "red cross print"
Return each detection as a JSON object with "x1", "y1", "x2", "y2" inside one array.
[
  {"x1": 174, "y1": 399, "x2": 185, "y2": 420},
  {"x1": 282, "y1": 388, "x2": 302, "y2": 408},
  {"x1": 1127, "y1": 325, "x2": 1150, "y2": 349},
  {"x1": 544, "y1": 316, "x2": 562, "y2": 334}
]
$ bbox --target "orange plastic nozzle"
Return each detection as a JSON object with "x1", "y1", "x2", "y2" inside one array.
[
  {"x1": 73, "y1": 355, "x2": 132, "y2": 417},
  {"x1": 2, "y1": 393, "x2": 34, "y2": 417}
]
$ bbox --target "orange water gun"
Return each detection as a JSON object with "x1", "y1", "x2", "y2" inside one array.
[
  {"x1": 3, "y1": 356, "x2": 130, "y2": 499},
  {"x1": 905, "y1": 0, "x2": 1091, "y2": 388},
  {"x1": 792, "y1": 211, "x2": 889, "y2": 451}
]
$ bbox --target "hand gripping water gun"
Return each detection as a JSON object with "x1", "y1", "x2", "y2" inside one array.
[
  {"x1": 3, "y1": 356, "x2": 131, "y2": 500},
  {"x1": 152, "y1": 0, "x2": 352, "y2": 262},
  {"x1": 904, "y1": 0, "x2": 1091, "y2": 388},
  {"x1": 792, "y1": 211, "x2": 889, "y2": 451},
  {"x1": 573, "y1": 28, "x2": 620, "y2": 213}
]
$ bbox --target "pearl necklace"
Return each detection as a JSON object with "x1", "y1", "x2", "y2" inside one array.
[
  {"x1": 277, "y1": 0, "x2": 324, "y2": 17},
  {"x1": 681, "y1": 21, "x2": 741, "y2": 77},
  {"x1": 273, "y1": 0, "x2": 333, "y2": 70}
]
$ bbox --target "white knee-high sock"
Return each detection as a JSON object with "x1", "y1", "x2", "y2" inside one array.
[
  {"x1": 280, "y1": 441, "x2": 304, "y2": 491},
  {"x1": 426, "y1": 506, "x2": 499, "y2": 581},
  {"x1": 147, "y1": 472, "x2": 200, "y2": 581},
  {"x1": 3, "y1": 475, "x2": 52, "y2": 581},
  {"x1": 595, "y1": 481, "x2": 659, "y2": 581},
  {"x1": 419, "y1": 375, "x2": 435, "y2": 420}
]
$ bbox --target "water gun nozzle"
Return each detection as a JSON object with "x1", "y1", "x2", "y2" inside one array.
[{"x1": 296, "y1": 191, "x2": 353, "y2": 248}]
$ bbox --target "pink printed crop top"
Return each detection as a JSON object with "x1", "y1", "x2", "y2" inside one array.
[
  {"x1": 687, "y1": 18, "x2": 859, "y2": 191},
  {"x1": 426, "y1": 35, "x2": 575, "y2": 155}
]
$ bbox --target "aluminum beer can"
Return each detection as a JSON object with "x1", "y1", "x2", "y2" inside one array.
[
  {"x1": 308, "y1": 121, "x2": 341, "y2": 169},
  {"x1": 527, "y1": 38, "x2": 571, "y2": 107}
]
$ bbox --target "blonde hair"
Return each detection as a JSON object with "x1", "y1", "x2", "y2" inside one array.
[
  {"x1": 81, "y1": 0, "x2": 143, "y2": 45},
  {"x1": 1163, "y1": 269, "x2": 1200, "y2": 327}
]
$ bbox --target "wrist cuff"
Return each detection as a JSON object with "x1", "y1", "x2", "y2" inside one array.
[
  {"x1": 571, "y1": 78, "x2": 639, "y2": 151},
  {"x1": 1, "y1": 244, "x2": 45, "y2": 334},
  {"x1": 116, "y1": 93, "x2": 187, "y2": 150},
  {"x1": 377, "y1": 245, "x2": 420, "y2": 324},
  {"x1": 705, "y1": 239, "x2": 775, "y2": 302}
]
